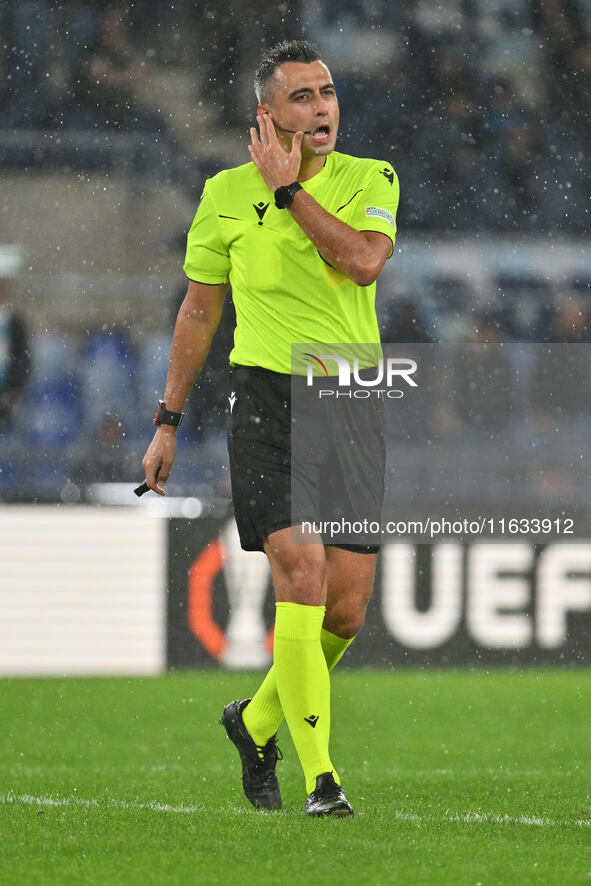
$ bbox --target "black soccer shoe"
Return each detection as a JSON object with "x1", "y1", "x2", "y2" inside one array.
[
  {"x1": 305, "y1": 772, "x2": 354, "y2": 817},
  {"x1": 219, "y1": 699, "x2": 282, "y2": 809}
]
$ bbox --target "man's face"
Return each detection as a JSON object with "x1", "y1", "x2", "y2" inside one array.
[{"x1": 260, "y1": 60, "x2": 339, "y2": 158}]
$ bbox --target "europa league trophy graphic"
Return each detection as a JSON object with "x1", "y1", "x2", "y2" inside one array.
[{"x1": 219, "y1": 518, "x2": 272, "y2": 669}]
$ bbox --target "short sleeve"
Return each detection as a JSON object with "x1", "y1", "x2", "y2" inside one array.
[
  {"x1": 351, "y1": 162, "x2": 400, "y2": 257},
  {"x1": 183, "y1": 180, "x2": 231, "y2": 284}
]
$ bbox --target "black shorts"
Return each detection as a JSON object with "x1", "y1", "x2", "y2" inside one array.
[{"x1": 227, "y1": 366, "x2": 384, "y2": 554}]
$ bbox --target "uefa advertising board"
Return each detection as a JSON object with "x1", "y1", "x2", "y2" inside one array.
[
  {"x1": 169, "y1": 344, "x2": 591, "y2": 668},
  {"x1": 0, "y1": 507, "x2": 589, "y2": 675},
  {"x1": 167, "y1": 517, "x2": 591, "y2": 668}
]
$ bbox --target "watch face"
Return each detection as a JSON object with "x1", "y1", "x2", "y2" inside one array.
[
  {"x1": 275, "y1": 183, "x2": 300, "y2": 209},
  {"x1": 275, "y1": 186, "x2": 291, "y2": 209},
  {"x1": 154, "y1": 403, "x2": 183, "y2": 426}
]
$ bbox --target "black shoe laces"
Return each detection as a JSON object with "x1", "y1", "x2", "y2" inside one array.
[
  {"x1": 255, "y1": 734, "x2": 283, "y2": 769},
  {"x1": 243, "y1": 734, "x2": 283, "y2": 784}
]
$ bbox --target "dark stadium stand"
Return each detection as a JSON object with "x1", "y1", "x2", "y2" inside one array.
[{"x1": 0, "y1": 0, "x2": 590, "y2": 501}]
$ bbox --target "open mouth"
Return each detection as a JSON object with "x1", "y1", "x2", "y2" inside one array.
[{"x1": 311, "y1": 124, "x2": 331, "y2": 143}]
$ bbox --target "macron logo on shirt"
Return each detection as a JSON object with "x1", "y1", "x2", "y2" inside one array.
[{"x1": 365, "y1": 206, "x2": 395, "y2": 228}]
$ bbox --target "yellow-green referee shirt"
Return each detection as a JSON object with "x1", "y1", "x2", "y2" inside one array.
[{"x1": 184, "y1": 151, "x2": 400, "y2": 374}]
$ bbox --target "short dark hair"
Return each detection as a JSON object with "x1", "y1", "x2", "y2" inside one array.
[{"x1": 254, "y1": 40, "x2": 322, "y2": 103}]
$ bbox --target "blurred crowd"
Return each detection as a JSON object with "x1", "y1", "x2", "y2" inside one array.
[
  {"x1": 1, "y1": 0, "x2": 591, "y2": 501},
  {"x1": 1, "y1": 0, "x2": 590, "y2": 232},
  {"x1": 1, "y1": 261, "x2": 590, "y2": 503}
]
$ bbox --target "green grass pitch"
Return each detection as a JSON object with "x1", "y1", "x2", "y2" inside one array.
[{"x1": 1, "y1": 669, "x2": 589, "y2": 885}]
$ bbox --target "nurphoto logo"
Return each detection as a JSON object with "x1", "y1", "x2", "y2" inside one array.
[{"x1": 303, "y1": 353, "x2": 418, "y2": 399}]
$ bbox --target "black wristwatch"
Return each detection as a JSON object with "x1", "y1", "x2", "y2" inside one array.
[
  {"x1": 274, "y1": 181, "x2": 303, "y2": 209},
  {"x1": 154, "y1": 400, "x2": 184, "y2": 428}
]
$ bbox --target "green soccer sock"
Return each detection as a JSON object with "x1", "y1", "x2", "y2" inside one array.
[
  {"x1": 270, "y1": 602, "x2": 337, "y2": 795},
  {"x1": 320, "y1": 626, "x2": 356, "y2": 671},
  {"x1": 243, "y1": 627, "x2": 355, "y2": 749}
]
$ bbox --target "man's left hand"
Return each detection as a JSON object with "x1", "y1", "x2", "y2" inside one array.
[{"x1": 248, "y1": 113, "x2": 303, "y2": 191}]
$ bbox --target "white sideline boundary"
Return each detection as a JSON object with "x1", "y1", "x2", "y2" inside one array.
[
  {"x1": 1, "y1": 792, "x2": 200, "y2": 815},
  {"x1": 1, "y1": 793, "x2": 590, "y2": 828}
]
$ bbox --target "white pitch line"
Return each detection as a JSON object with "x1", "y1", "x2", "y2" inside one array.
[
  {"x1": 387, "y1": 768, "x2": 577, "y2": 779},
  {"x1": 444, "y1": 811, "x2": 551, "y2": 827},
  {"x1": 0, "y1": 793, "x2": 201, "y2": 814},
  {"x1": 1, "y1": 793, "x2": 590, "y2": 828},
  {"x1": 400, "y1": 810, "x2": 591, "y2": 828}
]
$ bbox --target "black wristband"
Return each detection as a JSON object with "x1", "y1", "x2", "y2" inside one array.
[
  {"x1": 154, "y1": 400, "x2": 184, "y2": 428},
  {"x1": 275, "y1": 181, "x2": 303, "y2": 209}
]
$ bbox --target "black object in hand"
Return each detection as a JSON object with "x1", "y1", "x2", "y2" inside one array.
[{"x1": 134, "y1": 467, "x2": 160, "y2": 497}]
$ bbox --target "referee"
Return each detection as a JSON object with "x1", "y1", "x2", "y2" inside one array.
[{"x1": 142, "y1": 40, "x2": 399, "y2": 816}]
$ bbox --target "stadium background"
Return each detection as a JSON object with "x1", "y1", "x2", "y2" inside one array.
[{"x1": 1, "y1": 0, "x2": 591, "y2": 674}]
